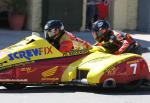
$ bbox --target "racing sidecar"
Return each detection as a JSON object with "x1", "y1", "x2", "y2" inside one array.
[{"x1": 0, "y1": 32, "x2": 149, "y2": 90}]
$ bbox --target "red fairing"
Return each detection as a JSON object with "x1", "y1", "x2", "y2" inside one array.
[
  {"x1": 100, "y1": 57, "x2": 150, "y2": 84},
  {"x1": 0, "y1": 54, "x2": 87, "y2": 83},
  {"x1": 0, "y1": 69, "x2": 14, "y2": 82}
]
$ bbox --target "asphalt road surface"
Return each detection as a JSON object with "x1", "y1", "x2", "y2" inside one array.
[
  {"x1": 0, "y1": 86, "x2": 150, "y2": 103},
  {"x1": 0, "y1": 30, "x2": 150, "y2": 103}
]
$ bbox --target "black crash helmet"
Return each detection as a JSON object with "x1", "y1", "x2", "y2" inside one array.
[
  {"x1": 92, "y1": 20, "x2": 110, "y2": 32},
  {"x1": 44, "y1": 20, "x2": 64, "y2": 31}
]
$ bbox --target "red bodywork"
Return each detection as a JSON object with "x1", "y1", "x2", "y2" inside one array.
[
  {"x1": 100, "y1": 57, "x2": 150, "y2": 84},
  {"x1": 0, "y1": 54, "x2": 86, "y2": 84}
]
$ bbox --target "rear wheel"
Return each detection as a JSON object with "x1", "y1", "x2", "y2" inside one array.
[{"x1": 4, "y1": 84, "x2": 26, "y2": 90}]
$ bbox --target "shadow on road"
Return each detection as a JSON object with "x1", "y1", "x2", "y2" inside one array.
[{"x1": 0, "y1": 86, "x2": 150, "y2": 95}]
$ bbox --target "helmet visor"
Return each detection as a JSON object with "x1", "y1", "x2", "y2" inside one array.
[{"x1": 44, "y1": 28, "x2": 56, "y2": 39}]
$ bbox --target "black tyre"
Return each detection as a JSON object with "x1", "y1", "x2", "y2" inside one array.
[{"x1": 4, "y1": 84, "x2": 26, "y2": 90}]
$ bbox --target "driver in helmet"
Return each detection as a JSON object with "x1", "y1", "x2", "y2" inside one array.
[
  {"x1": 92, "y1": 20, "x2": 141, "y2": 55},
  {"x1": 44, "y1": 20, "x2": 91, "y2": 52}
]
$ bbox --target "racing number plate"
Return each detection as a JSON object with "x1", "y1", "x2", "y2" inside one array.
[{"x1": 126, "y1": 61, "x2": 141, "y2": 75}]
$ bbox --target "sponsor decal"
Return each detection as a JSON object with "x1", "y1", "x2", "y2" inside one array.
[
  {"x1": 41, "y1": 78, "x2": 59, "y2": 81},
  {"x1": 41, "y1": 66, "x2": 59, "y2": 81},
  {"x1": 42, "y1": 66, "x2": 58, "y2": 78},
  {"x1": 0, "y1": 61, "x2": 35, "y2": 71},
  {"x1": 8, "y1": 46, "x2": 52, "y2": 61},
  {"x1": 63, "y1": 49, "x2": 89, "y2": 56},
  {"x1": 127, "y1": 60, "x2": 140, "y2": 64},
  {"x1": 21, "y1": 67, "x2": 35, "y2": 73},
  {"x1": 0, "y1": 79, "x2": 28, "y2": 82}
]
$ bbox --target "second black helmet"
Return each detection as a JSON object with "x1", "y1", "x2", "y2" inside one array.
[{"x1": 92, "y1": 20, "x2": 110, "y2": 32}]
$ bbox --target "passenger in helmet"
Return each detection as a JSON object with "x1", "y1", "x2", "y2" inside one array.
[
  {"x1": 92, "y1": 20, "x2": 142, "y2": 55},
  {"x1": 44, "y1": 20, "x2": 91, "y2": 52}
]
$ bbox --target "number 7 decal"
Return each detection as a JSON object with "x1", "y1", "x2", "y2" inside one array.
[{"x1": 130, "y1": 63, "x2": 137, "y2": 74}]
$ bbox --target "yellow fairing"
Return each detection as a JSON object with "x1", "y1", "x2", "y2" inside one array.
[
  {"x1": 61, "y1": 49, "x2": 141, "y2": 84},
  {"x1": 0, "y1": 34, "x2": 63, "y2": 68},
  {"x1": 82, "y1": 53, "x2": 141, "y2": 84}
]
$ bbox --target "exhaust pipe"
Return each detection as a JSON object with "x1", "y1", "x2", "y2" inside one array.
[{"x1": 103, "y1": 78, "x2": 116, "y2": 88}]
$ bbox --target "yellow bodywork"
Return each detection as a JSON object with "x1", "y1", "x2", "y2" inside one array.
[
  {"x1": 0, "y1": 34, "x2": 63, "y2": 68},
  {"x1": 61, "y1": 51, "x2": 141, "y2": 84}
]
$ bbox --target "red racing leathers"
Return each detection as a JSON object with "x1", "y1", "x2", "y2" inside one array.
[
  {"x1": 48, "y1": 31, "x2": 91, "y2": 52},
  {"x1": 95, "y1": 30, "x2": 141, "y2": 55}
]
